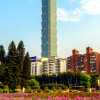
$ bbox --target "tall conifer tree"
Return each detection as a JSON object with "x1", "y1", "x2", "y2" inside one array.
[
  {"x1": 0, "y1": 45, "x2": 5, "y2": 64},
  {"x1": 17, "y1": 41, "x2": 25, "y2": 86},
  {"x1": 7, "y1": 41, "x2": 19, "y2": 89},
  {"x1": 23, "y1": 52, "x2": 31, "y2": 87}
]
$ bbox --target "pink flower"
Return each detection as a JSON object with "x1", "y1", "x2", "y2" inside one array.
[
  {"x1": 47, "y1": 96, "x2": 53, "y2": 100},
  {"x1": 75, "y1": 96, "x2": 81, "y2": 100}
]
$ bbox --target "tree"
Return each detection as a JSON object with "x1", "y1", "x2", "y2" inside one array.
[
  {"x1": 90, "y1": 74, "x2": 98, "y2": 88},
  {"x1": 17, "y1": 41, "x2": 25, "y2": 85},
  {"x1": 66, "y1": 71, "x2": 74, "y2": 87},
  {"x1": 6, "y1": 41, "x2": 19, "y2": 89},
  {"x1": 0, "y1": 41, "x2": 31, "y2": 91},
  {"x1": 7, "y1": 41, "x2": 18, "y2": 64},
  {"x1": 22, "y1": 52, "x2": 31, "y2": 87},
  {"x1": 17, "y1": 41, "x2": 25, "y2": 71},
  {"x1": 80, "y1": 73, "x2": 91, "y2": 89},
  {"x1": 0, "y1": 45, "x2": 5, "y2": 64},
  {"x1": 28, "y1": 79, "x2": 40, "y2": 89},
  {"x1": 0, "y1": 64, "x2": 6, "y2": 83}
]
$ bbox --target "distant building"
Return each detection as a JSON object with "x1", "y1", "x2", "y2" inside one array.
[
  {"x1": 67, "y1": 47, "x2": 100, "y2": 74},
  {"x1": 41, "y1": 57, "x2": 57, "y2": 75},
  {"x1": 83, "y1": 47, "x2": 100, "y2": 74},
  {"x1": 41, "y1": 57, "x2": 49, "y2": 75},
  {"x1": 30, "y1": 57, "x2": 42, "y2": 76},
  {"x1": 41, "y1": 57, "x2": 67, "y2": 75},
  {"x1": 30, "y1": 57, "x2": 67, "y2": 76},
  {"x1": 48, "y1": 57, "x2": 56, "y2": 75},
  {"x1": 67, "y1": 49, "x2": 84, "y2": 71},
  {"x1": 55, "y1": 58, "x2": 67, "y2": 74}
]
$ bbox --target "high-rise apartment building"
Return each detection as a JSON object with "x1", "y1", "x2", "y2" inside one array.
[
  {"x1": 83, "y1": 47, "x2": 100, "y2": 74},
  {"x1": 67, "y1": 47, "x2": 100, "y2": 74},
  {"x1": 67, "y1": 49, "x2": 84, "y2": 71},
  {"x1": 30, "y1": 57, "x2": 67, "y2": 76},
  {"x1": 41, "y1": 0, "x2": 57, "y2": 58}
]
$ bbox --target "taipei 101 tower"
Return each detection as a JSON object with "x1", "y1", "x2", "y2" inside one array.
[{"x1": 41, "y1": 0, "x2": 57, "y2": 58}]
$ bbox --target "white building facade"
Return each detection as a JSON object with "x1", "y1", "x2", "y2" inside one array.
[{"x1": 31, "y1": 57, "x2": 67, "y2": 76}]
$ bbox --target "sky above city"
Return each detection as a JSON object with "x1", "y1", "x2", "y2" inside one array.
[{"x1": 0, "y1": 0, "x2": 100, "y2": 57}]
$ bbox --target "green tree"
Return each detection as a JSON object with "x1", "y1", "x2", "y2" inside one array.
[
  {"x1": 90, "y1": 74, "x2": 98, "y2": 88},
  {"x1": 66, "y1": 71, "x2": 74, "y2": 87},
  {"x1": 17, "y1": 41, "x2": 25, "y2": 86},
  {"x1": 7, "y1": 41, "x2": 18, "y2": 64},
  {"x1": 6, "y1": 41, "x2": 19, "y2": 90},
  {"x1": 80, "y1": 73, "x2": 91, "y2": 89},
  {"x1": 0, "y1": 64, "x2": 6, "y2": 83},
  {"x1": 17, "y1": 41, "x2": 25, "y2": 71},
  {"x1": 0, "y1": 41, "x2": 31, "y2": 91},
  {"x1": 28, "y1": 79, "x2": 40, "y2": 89},
  {"x1": 0, "y1": 45, "x2": 5, "y2": 64},
  {"x1": 22, "y1": 52, "x2": 31, "y2": 87}
]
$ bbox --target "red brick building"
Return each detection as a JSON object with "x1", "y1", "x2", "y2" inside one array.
[
  {"x1": 83, "y1": 47, "x2": 100, "y2": 74},
  {"x1": 67, "y1": 47, "x2": 100, "y2": 74},
  {"x1": 67, "y1": 49, "x2": 84, "y2": 71}
]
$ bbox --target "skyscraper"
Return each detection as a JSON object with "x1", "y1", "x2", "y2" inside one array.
[{"x1": 41, "y1": 0, "x2": 57, "y2": 58}]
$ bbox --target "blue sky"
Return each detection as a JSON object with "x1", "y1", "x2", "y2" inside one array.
[{"x1": 0, "y1": 0, "x2": 100, "y2": 57}]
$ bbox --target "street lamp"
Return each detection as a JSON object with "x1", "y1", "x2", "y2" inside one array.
[
  {"x1": 97, "y1": 76, "x2": 100, "y2": 90},
  {"x1": 98, "y1": 79, "x2": 100, "y2": 85}
]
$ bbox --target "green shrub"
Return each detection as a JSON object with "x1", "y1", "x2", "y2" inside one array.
[
  {"x1": 3, "y1": 85, "x2": 9, "y2": 93},
  {"x1": 44, "y1": 87, "x2": 50, "y2": 92},
  {"x1": 15, "y1": 85, "x2": 22, "y2": 92},
  {"x1": 9, "y1": 89, "x2": 14, "y2": 93},
  {"x1": 25, "y1": 86, "x2": 32, "y2": 93},
  {"x1": 0, "y1": 88, "x2": 3, "y2": 93}
]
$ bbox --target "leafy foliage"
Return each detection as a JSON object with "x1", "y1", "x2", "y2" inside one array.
[
  {"x1": 0, "y1": 45, "x2": 5, "y2": 64},
  {"x1": 22, "y1": 52, "x2": 31, "y2": 87},
  {"x1": 36, "y1": 72, "x2": 92, "y2": 90},
  {"x1": 28, "y1": 79, "x2": 40, "y2": 89},
  {"x1": 0, "y1": 41, "x2": 31, "y2": 90}
]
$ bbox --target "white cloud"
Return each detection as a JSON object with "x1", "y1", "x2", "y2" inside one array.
[
  {"x1": 57, "y1": 8, "x2": 81, "y2": 22},
  {"x1": 81, "y1": 0, "x2": 100, "y2": 15},
  {"x1": 57, "y1": 0, "x2": 100, "y2": 22}
]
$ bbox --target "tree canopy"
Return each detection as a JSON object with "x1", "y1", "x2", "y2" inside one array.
[{"x1": 0, "y1": 41, "x2": 31, "y2": 90}]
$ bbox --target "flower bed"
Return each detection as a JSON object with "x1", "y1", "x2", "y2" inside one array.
[
  {"x1": 0, "y1": 93, "x2": 100, "y2": 100},
  {"x1": 0, "y1": 93, "x2": 33, "y2": 100}
]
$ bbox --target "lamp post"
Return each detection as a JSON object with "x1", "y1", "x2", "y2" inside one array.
[
  {"x1": 98, "y1": 78, "x2": 100, "y2": 90},
  {"x1": 97, "y1": 76, "x2": 100, "y2": 90}
]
